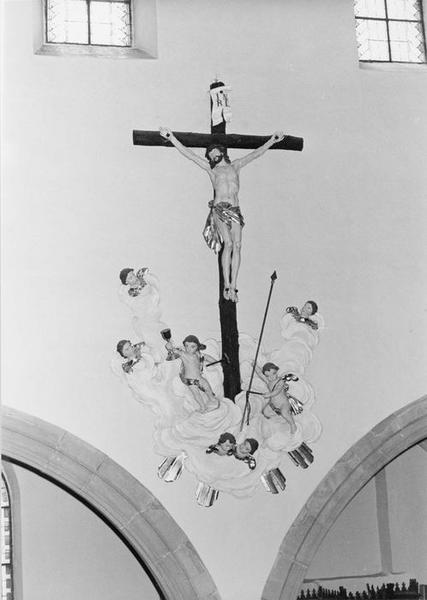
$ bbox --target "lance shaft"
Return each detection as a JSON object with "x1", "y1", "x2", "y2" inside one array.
[{"x1": 240, "y1": 271, "x2": 278, "y2": 430}]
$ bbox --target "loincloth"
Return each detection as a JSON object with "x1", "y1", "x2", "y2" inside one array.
[
  {"x1": 267, "y1": 396, "x2": 303, "y2": 417},
  {"x1": 180, "y1": 374, "x2": 207, "y2": 392},
  {"x1": 203, "y1": 201, "x2": 245, "y2": 253}
]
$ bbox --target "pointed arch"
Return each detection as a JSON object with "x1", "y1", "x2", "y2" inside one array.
[
  {"x1": 262, "y1": 395, "x2": 427, "y2": 600},
  {"x1": 1, "y1": 406, "x2": 220, "y2": 600}
]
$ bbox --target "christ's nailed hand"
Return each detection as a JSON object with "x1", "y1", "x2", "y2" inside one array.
[{"x1": 160, "y1": 127, "x2": 172, "y2": 139}]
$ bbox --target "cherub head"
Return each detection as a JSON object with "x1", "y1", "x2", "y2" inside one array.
[
  {"x1": 205, "y1": 144, "x2": 231, "y2": 169},
  {"x1": 116, "y1": 339, "x2": 135, "y2": 359},
  {"x1": 300, "y1": 300, "x2": 318, "y2": 318},
  {"x1": 262, "y1": 362, "x2": 280, "y2": 381},
  {"x1": 216, "y1": 432, "x2": 236, "y2": 455},
  {"x1": 119, "y1": 268, "x2": 139, "y2": 287},
  {"x1": 182, "y1": 335, "x2": 207, "y2": 354},
  {"x1": 235, "y1": 438, "x2": 259, "y2": 459}
]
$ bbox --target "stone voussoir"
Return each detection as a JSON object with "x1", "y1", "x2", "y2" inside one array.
[
  {"x1": 58, "y1": 432, "x2": 106, "y2": 473},
  {"x1": 2, "y1": 430, "x2": 56, "y2": 471},
  {"x1": 2, "y1": 406, "x2": 66, "y2": 448}
]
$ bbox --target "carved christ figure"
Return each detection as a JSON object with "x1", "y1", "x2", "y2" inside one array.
[{"x1": 159, "y1": 127, "x2": 285, "y2": 302}]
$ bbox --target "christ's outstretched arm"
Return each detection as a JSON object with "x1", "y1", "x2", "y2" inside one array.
[
  {"x1": 233, "y1": 131, "x2": 284, "y2": 169},
  {"x1": 160, "y1": 127, "x2": 210, "y2": 171}
]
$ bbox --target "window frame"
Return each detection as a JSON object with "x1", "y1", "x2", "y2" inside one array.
[
  {"x1": 34, "y1": 0, "x2": 158, "y2": 59},
  {"x1": 44, "y1": 0, "x2": 134, "y2": 49},
  {"x1": 1, "y1": 464, "x2": 23, "y2": 600},
  {"x1": 355, "y1": 0, "x2": 427, "y2": 65}
]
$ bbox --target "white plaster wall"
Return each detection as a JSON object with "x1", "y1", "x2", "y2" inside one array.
[
  {"x1": 388, "y1": 445, "x2": 427, "y2": 580},
  {"x1": 305, "y1": 478, "x2": 383, "y2": 583},
  {"x1": 2, "y1": 1, "x2": 427, "y2": 599},
  {"x1": 12, "y1": 465, "x2": 160, "y2": 600}
]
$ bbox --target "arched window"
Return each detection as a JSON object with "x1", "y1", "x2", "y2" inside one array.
[{"x1": 1, "y1": 474, "x2": 14, "y2": 600}]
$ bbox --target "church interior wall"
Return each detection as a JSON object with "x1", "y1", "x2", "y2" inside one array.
[
  {"x1": 305, "y1": 444, "x2": 427, "y2": 590},
  {"x1": 11, "y1": 464, "x2": 161, "y2": 600},
  {"x1": 2, "y1": 1, "x2": 427, "y2": 599}
]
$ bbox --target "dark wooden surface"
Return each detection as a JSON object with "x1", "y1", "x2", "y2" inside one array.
[
  {"x1": 133, "y1": 130, "x2": 304, "y2": 151},
  {"x1": 210, "y1": 83, "x2": 241, "y2": 401},
  {"x1": 217, "y1": 249, "x2": 241, "y2": 401}
]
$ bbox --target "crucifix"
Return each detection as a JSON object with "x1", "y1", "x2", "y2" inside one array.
[{"x1": 133, "y1": 81, "x2": 304, "y2": 402}]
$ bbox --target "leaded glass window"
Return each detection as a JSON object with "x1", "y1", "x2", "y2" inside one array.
[
  {"x1": 1, "y1": 476, "x2": 14, "y2": 600},
  {"x1": 355, "y1": 0, "x2": 426, "y2": 62},
  {"x1": 45, "y1": 0, "x2": 132, "y2": 47}
]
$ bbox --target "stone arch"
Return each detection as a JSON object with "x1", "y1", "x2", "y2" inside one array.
[
  {"x1": 262, "y1": 395, "x2": 427, "y2": 600},
  {"x1": 1, "y1": 406, "x2": 221, "y2": 600}
]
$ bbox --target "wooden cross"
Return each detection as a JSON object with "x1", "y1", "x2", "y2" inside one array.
[{"x1": 133, "y1": 82, "x2": 304, "y2": 401}]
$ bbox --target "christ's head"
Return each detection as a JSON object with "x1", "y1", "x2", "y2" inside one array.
[{"x1": 205, "y1": 144, "x2": 230, "y2": 169}]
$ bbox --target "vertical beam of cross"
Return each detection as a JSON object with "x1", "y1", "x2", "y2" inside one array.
[{"x1": 210, "y1": 81, "x2": 241, "y2": 401}]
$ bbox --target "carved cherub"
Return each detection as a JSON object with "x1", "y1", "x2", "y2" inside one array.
[
  {"x1": 206, "y1": 432, "x2": 236, "y2": 456},
  {"x1": 116, "y1": 339, "x2": 147, "y2": 374},
  {"x1": 119, "y1": 267, "x2": 149, "y2": 297},
  {"x1": 286, "y1": 300, "x2": 319, "y2": 330},
  {"x1": 233, "y1": 438, "x2": 259, "y2": 470},
  {"x1": 253, "y1": 362, "x2": 302, "y2": 434},
  {"x1": 165, "y1": 334, "x2": 219, "y2": 413}
]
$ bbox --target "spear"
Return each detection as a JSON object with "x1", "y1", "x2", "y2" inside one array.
[
  {"x1": 206, "y1": 353, "x2": 230, "y2": 367},
  {"x1": 240, "y1": 271, "x2": 278, "y2": 430}
]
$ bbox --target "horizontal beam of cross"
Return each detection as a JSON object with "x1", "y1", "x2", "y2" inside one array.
[{"x1": 133, "y1": 130, "x2": 304, "y2": 152}]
